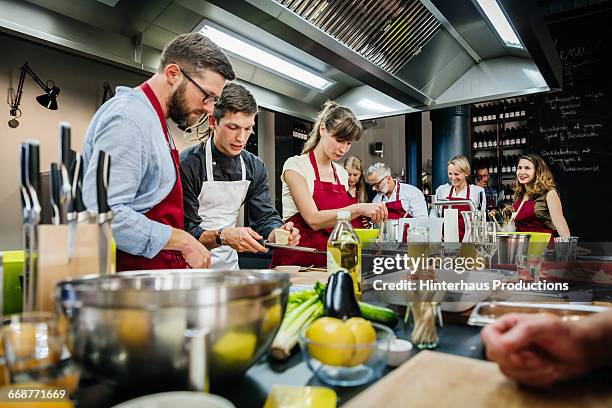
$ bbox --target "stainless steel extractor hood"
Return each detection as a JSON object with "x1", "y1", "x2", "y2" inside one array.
[
  {"x1": 205, "y1": 0, "x2": 561, "y2": 118},
  {"x1": 0, "y1": 0, "x2": 561, "y2": 120}
]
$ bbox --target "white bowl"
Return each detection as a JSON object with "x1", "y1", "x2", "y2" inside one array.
[
  {"x1": 112, "y1": 392, "x2": 235, "y2": 408},
  {"x1": 275, "y1": 265, "x2": 302, "y2": 274},
  {"x1": 386, "y1": 339, "x2": 414, "y2": 367}
]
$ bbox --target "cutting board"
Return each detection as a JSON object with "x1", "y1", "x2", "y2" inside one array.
[
  {"x1": 344, "y1": 351, "x2": 612, "y2": 408},
  {"x1": 289, "y1": 271, "x2": 330, "y2": 286}
]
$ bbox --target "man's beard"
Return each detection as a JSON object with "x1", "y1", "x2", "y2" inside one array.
[{"x1": 168, "y1": 83, "x2": 198, "y2": 130}]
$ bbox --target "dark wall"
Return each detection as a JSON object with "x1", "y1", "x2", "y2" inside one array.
[
  {"x1": 273, "y1": 113, "x2": 312, "y2": 214},
  {"x1": 529, "y1": 3, "x2": 612, "y2": 241}
]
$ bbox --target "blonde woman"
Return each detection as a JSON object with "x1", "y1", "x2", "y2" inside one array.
[
  {"x1": 271, "y1": 101, "x2": 387, "y2": 267},
  {"x1": 435, "y1": 155, "x2": 486, "y2": 241},
  {"x1": 344, "y1": 156, "x2": 368, "y2": 203},
  {"x1": 512, "y1": 154, "x2": 570, "y2": 237}
]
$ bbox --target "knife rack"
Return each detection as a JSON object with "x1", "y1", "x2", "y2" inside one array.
[{"x1": 35, "y1": 223, "x2": 114, "y2": 313}]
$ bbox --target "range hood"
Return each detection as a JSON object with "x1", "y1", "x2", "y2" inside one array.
[
  {"x1": 206, "y1": 0, "x2": 561, "y2": 119},
  {"x1": 1, "y1": 0, "x2": 561, "y2": 120}
]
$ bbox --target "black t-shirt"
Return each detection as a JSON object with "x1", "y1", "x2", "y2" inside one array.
[{"x1": 180, "y1": 138, "x2": 282, "y2": 240}]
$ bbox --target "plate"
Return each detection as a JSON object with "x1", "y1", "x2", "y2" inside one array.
[{"x1": 112, "y1": 392, "x2": 235, "y2": 408}]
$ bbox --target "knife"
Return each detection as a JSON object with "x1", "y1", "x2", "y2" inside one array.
[
  {"x1": 50, "y1": 163, "x2": 61, "y2": 225},
  {"x1": 262, "y1": 240, "x2": 326, "y2": 255},
  {"x1": 59, "y1": 122, "x2": 73, "y2": 224},
  {"x1": 67, "y1": 152, "x2": 90, "y2": 262},
  {"x1": 19, "y1": 143, "x2": 32, "y2": 311},
  {"x1": 97, "y1": 150, "x2": 112, "y2": 275},
  {"x1": 24, "y1": 140, "x2": 41, "y2": 311}
]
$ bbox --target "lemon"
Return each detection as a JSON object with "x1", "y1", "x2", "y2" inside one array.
[
  {"x1": 116, "y1": 309, "x2": 151, "y2": 348},
  {"x1": 212, "y1": 331, "x2": 257, "y2": 364},
  {"x1": 345, "y1": 317, "x2": 376, "y2": 366},
  {"x1": 262, "y1": 304, "x2": 282, "y2": 333},
  {"x1": 305, "y1": 317, "x2": 354, "y2": 366},
  {"x1": 264, "y1": 385, "x2": 336, "y2": 408}
]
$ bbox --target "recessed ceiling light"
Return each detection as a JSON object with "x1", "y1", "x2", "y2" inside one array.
[
  {"x1": 475, "y1": 0, "x2": 523, "y2": 49},
  {"x1": 200, "y1": 25, "x2": 334, "y2": 91},
  {"x1": 356, "y1": 98, "x2": 394, "y2": 113}
]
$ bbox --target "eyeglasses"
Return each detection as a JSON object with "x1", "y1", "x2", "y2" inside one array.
[
  {"x1": 179, "y1": 68, "x2": 219, "y2": 104},
  {"x1": 370, "y1": 176, "x2": 388, "y2": 191}
]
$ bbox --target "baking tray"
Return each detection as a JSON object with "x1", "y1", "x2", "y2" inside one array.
[{"x1": 467, "y1": 301, "x2": 610, "y2": 326}]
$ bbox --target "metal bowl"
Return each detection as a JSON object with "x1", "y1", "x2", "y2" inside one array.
[{"x1": 55, "y1": 269, "x2": 289, "y2": 390}]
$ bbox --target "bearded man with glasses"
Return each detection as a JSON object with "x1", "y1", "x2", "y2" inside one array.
[{"x1": 81, "y1": 33, "x2": 235, "y2": 271}]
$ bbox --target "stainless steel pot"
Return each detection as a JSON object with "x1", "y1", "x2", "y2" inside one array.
[
  {"x1": 495, "y1": 234, "x2": 531, "y2": 264},
  {"x1": 56, "y1": 269, "x2": 289, "y2": 390}
]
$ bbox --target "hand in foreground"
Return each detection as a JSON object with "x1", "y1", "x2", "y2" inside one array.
[
  {"x1": 181, "y1": 234, "x2": 212, "y2": 268},
  {"x1": 268, "y1": 221, "x2": 300, "y2": 246},
  {"x1": 220, "y1": 227, "x2": 267, "y2": 253},
  {"x1": 481, "y1": 313, "x2": 593, "y2": 387},
  {"x1": 360, "y1": 203, "x2": 388, "y2": 224}
]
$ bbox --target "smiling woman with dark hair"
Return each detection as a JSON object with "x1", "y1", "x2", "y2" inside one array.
[{"x1": 511, "y1": 153, "x2": 570, "y2": 237}]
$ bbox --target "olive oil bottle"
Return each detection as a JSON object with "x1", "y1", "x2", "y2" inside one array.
[{"x1": 327, "y1": 211, "x2": 362, "y2": 299}]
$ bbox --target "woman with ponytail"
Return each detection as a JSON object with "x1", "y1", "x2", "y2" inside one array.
[{"x1": 271, "y1": 101, "x2": 387, "y2": 267}]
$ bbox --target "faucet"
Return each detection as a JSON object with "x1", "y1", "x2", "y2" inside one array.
[{"x1": 429, "y1": 194, "x2": 475, "y2": 214}]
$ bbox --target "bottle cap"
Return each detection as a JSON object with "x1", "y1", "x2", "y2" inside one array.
[{"x1": 337, "y1": 210, "x2": 350, "y2": 219}]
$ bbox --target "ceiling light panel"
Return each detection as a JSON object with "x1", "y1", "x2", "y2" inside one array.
[{"x1": 200, "y1": 24, "x2": 334, "y2": 91}]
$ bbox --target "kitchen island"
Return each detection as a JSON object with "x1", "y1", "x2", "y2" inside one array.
[{"x1": 75, "y1": 323, "x2": 483, "y2": 407}]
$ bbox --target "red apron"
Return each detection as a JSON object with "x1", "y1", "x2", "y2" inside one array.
[
  {"x1": 513, "y1": 197, "x2": 555, "y2": 239},
  {"x1": 116, "y1": 81, "x2": 187, "y2": 272},
  {"x1": 271, "y1": 151, "x2": 362, "y2": 268},
  {"x1": 444, "y1": 185, "x2": 472, "y2": 242},
  {"x1": 384, "y1": 180, "x2": 412, "y2": 242}
]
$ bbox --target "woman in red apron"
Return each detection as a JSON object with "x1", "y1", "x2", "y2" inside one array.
[
  {"x1": 344, "y1": 156, "x2": 368, "y2": 203},
  {"x1": 435, "y1": 155, "x2": 486, "y2": 241},
  {"x1": 512, "y1": 154, "x2": 570, "y2": 240},
  {"x1": 271, "y1": 102, "x2": 387, "y2": 268}
]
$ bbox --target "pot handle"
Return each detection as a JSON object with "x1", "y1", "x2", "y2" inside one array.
[{"x1": 184, "y1": 327, "x2": 210, "y2": 392}]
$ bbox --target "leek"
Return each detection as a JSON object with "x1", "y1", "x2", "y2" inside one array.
[{"x1": 270, "y1": 295, "x2": 324, "y2": 360}]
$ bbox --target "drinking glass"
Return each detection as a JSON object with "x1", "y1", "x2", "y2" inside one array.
[
  {"x1": 407, "y1": 227, "x2": 430, "y2": 266},
  {"x1": 517, "y1": 253, "x2": 544, "y2": 282},
  {"x1": 408, "y1": 302, "x2": 439, "y2": 349},
  {"x1": 475, "y1": 221, "x2": 498, "y2": 270},
  {"x1": 1, "y1": 312, "x2": 80, "y2": 395},
  {"x1": 380, "y1": 220, "x2": 400, "y2": 242},
  {"x1": 554, "y1": 236, "x2": 579, "y2": 261}
]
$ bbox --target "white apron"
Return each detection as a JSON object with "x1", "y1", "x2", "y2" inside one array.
[{"x1": 198, "y1": 137, "x2": 251, "y2": 270}]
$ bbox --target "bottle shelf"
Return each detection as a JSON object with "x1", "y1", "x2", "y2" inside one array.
[
  {"x1": 472, "y1": 146, "x2": 498, "y2": 152},
  {"x1": 472, "y1": 121, "x2": 499, "y2": 126}
]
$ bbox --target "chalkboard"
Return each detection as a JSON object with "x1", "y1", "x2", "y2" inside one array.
[{"x1": 530, "y1": 5, "x2": 612, "y2": 241}]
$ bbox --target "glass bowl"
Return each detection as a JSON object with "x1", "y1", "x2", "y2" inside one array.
[
  {"x1": 298, "y1": 322, "x2": 395, "y2": 386},
  {"x1": 354, "y1": 228, "x2": 380, "y2": 243}
]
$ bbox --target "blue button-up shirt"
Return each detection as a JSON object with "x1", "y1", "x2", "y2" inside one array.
[{"x1": 81, "y1": 86, "x2": 176, "y2": 258}]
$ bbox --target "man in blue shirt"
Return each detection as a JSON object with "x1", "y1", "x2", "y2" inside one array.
[{"x1": 81, "y1": 33, "x2": 235, "y2": 271}]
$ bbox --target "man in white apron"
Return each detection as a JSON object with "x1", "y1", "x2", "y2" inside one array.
[{"x1": 181, "y1": 83, "x2": 299, "y2": 270}]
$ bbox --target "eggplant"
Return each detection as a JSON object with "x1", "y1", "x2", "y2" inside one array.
[{"x1": 323, "y1": 269, "x2": 361, "y2": 319}]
